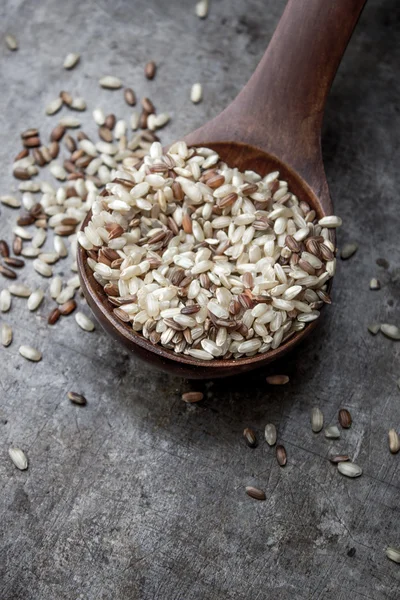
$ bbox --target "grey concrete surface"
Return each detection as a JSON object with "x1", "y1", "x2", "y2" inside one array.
[{"x1": 1, "y1": 0, "x2": 400, "y2": 598}]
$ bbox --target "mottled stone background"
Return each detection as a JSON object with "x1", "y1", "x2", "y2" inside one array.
[{"x1": 0, "y1": 0, "x2": 399, "y2": 598}]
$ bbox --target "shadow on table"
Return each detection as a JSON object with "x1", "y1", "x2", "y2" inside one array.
[{"x1": 322, "y1": 0, "x2": 400, "y2": 175}]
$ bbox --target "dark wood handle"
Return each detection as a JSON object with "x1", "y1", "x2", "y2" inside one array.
[
  {"x1": 187, "y1": 0, "x2": 366, "y2": 212},
  {"x1": 236, "y1": 0, "x2": 366, "y2": 165}
]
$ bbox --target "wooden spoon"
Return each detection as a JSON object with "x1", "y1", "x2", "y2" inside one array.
[{"x1": 78, "y1": 0, "x2": 366, "y2": 378}]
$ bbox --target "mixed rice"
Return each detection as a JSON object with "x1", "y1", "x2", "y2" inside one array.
[{"x1": 79, "y1": 140, "x2": 341, "y2": 361}]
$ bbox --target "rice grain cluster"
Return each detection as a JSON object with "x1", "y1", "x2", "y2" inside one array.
[{"x1": 79, "y1": 140, "x2": 340, "y2": 361}]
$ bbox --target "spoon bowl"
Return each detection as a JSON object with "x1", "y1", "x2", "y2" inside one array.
[
  {"x1": 78, "y1": 0, "x2": 366, "y2": 378},
  {"x1": 78, "y1": 141, "x2": 331, "y2": 378}
]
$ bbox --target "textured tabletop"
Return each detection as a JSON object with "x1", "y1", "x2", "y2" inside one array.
[{"x1": 1, "y1": 0, "x2": 399, "y2": 598}]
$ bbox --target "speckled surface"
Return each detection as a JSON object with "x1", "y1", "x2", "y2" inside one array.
[{"x1": 1, "y1": 1, "x2": 400, "y2": 598}]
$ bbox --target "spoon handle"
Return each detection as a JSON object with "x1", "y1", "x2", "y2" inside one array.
[
  {"x1": 188, "y1": 0, "x2": 367, "y2": 212},
  {"x1": 240, "y1": 0, "x2": 366, "y2": 187}
]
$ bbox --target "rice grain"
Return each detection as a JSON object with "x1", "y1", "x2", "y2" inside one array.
[
  {"x1": 63, "y1": 52, "x2": 80, "y2": 70},
  {"x1": 196, "y1": 0, "x2": 209, "y2": 18},
  {"x1": 311, "y1": 407, "x2": 324, "y2": 433},
  {"x1": 8, "y1": 447, "x2": 28, "y2": 470},
  {"x1": 46, "y1": 97, "x2": 63, "y2": 116},
  {"x1": 337, "y1": 462, "x2": 362, "y2": 478},
  {"x1": 388, "y1": 429, "x2": 400, "y2": 454},
  {"x1": 191, "y1": 83, "x2": 203, "y2": 104},
  {"x1": 0, "y1": 289, "x2": 12, "y2": 312},
  {"x1": 19, "y1": 345, "x2": 42, "y2": 361},
  {"x1": 380, "y1": 324, "x2": 400, "y2": 340},
  {"x1": 27, "y1": 289, "x2": 44, "y2": 311},
  {"x1": 264, "y1": 423, "x2": 277, "y2": 446},
  {"x1": 75, "y1": 311, "x2": 95, "y2": 331},
  {"x1": 99, "y1": 76, "x2": 122, "y2": 89},
  {"x1": 245, "y1": 486, "x2": 266, "y2": 501},
  {"x1": 1, "y1": 323, "x2": 13, "y2": 347},
  {"x1": 5, "y1": 34, "x2": 18, "y2": 51}
]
